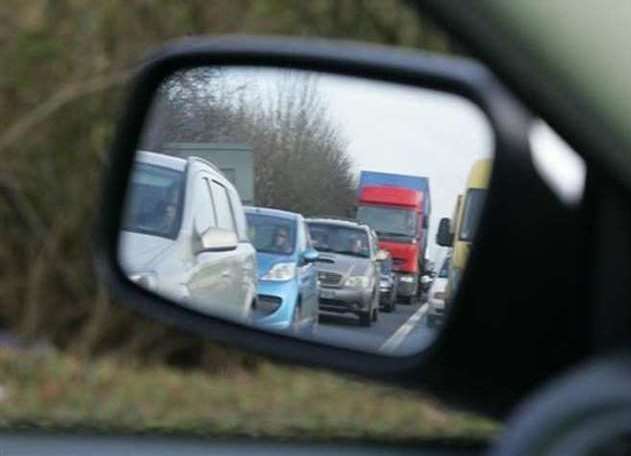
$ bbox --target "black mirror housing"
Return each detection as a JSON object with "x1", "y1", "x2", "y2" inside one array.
[{"x1": 436, "y1": 217, "x2": 453, "y2": 247}]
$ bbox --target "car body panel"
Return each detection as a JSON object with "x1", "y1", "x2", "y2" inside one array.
[
  {"x1": 246, "y1": 207, "x2": 319, "y2": 332},
  {"x1": 306, "y1": 218, "x2": 380, "y2": 321}
]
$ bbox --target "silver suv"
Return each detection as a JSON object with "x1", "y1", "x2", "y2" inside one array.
[
  {"x1": 119, "y1": 150, "x2": 257, "y2": 323},
  {"x1": 306, "y1": 218, "x2": 382, "y2": 327}
]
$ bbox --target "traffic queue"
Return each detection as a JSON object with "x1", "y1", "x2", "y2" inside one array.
[{"x1": 120, "y1": 151, "x2": 449, "y2": 334}]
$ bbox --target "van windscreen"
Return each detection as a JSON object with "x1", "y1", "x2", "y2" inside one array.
[
  {"x1": 459, "y1": 189, "x2": 486, "y2": 242},
  {"x1": 122, "y1": 163, "x2": 185, "y2": 239}
]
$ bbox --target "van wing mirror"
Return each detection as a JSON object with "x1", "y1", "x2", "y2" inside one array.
[
  {"x1": 303, "y1": 248, "x2": 319, "y2": 263},
  {"x1": 436, "y1": 217, "x2": 453, "y2": 247},
  {"x1": 199, "y1": 228, "x2": 238, "y2": 253}
]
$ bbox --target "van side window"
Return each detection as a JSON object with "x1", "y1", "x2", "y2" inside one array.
[
  {"x1": 211, "y1": 181, "x2": 236, "y2": 232},
  {"x1": 195, "y1": 176, "x2": 216, "y2": 234},
  {"x1": 202, "y1": 178, "x2": 218, "y2": 225},
  {"x1": 227, "y1": 188, "x2": 249, "y2": 242}
]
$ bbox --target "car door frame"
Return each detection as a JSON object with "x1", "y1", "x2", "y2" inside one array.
[
  {"x1": 184, "y1": 170, "x2": 234, "y2": 316},
  {"x1": 296, "y1": 218, "x2": 318, "y2": 325}
]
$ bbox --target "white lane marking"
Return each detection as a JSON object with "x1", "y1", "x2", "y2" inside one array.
[{"x1": 379, "y1": 304, "x2": 428, "y2": 354}]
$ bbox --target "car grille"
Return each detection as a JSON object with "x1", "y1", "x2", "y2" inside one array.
[{"x1": 318, "y1": 271, "x2": 342, "y2": 286}]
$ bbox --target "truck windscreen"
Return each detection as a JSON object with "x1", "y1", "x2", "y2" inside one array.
[
  {"x1": 356, "y1": 206, "x2": 417, "y2": 238},
  {"x1": 459, "y1": 189, "x2": 487, "y2": 242}
]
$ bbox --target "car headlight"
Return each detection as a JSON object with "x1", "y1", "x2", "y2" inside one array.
[
  {"x1": 345, "y1": 275, "x2": 371, "y2": 288},
  {"x1": 399, "y1": 275, "x2": 415, "y2": 283},
  {"x1": 129, "y1": 272, "x2": 158, "y2": 291},
  {"x1": 261, "y1": 262, "x2": 296, "y2": 281}
]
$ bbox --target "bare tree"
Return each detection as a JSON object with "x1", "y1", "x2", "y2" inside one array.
[
  {"x1": 242, "y1": 71, "x2": 356, "y2": 216},
  {"x1": 141, "y1": 68, "x2": 243, "y2": 150},
  {"x1": 141, "y1": 68, "x2": 356, "y2": 217}
]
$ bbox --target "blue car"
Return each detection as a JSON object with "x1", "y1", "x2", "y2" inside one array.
[{"x1": 245, "y1": 207, "x2": 320, "y2": 334}]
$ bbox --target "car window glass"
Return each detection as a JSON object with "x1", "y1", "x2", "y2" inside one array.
[
  {"x1": 227, "y1": 187, "x2": 249, "y2": 241},
  {"x1": 245, "y1": 213, "x2": 296, "y2": 255},
  {"x1": 195, "y1": 175, "x2": 215, "y2": 234},
  {"x1": 307, "y1": 223, "x2": 371, "y2": 258},
  {"x1": 459, "y1": 188, "x2": 486, "y2": 242},
  {"x1": 211, "y1": 181, "x2": 236, "y2": 232}
]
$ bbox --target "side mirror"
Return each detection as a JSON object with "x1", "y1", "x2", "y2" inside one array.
[
  {"x1": 303, "y1": 248, "x2": 319, "y2": 263},
  {"x1": 199, "y1": 227, "x2": 238, "y2": 253},
  {"x1": 436, "y1": 217, "x2": 453, "y2": 247},
  {"x1": 375, "y1": 249, "x2": 389, "y2": 262},
  {"x1": 100, "y1": 37, "x2": 527, "y2": 416}
]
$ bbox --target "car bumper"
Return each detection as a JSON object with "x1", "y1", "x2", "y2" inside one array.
[
  {"x1": 396, "y1": 273, "x2": 418, "y2": 297},
  {"x1": 254, "y1": 280, "x2": 299, "y2": 330},
  {"x1": 318, "y1": 286, "x2": 372, "y2": 314}
]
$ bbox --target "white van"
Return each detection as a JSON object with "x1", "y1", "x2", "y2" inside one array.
[{"x1": 119, "y1": 150, "x2": 257, "y2": 323}]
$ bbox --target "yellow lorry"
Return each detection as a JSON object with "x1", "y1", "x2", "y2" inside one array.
[{"x1": 435, "y1": 158, "x2": 492, "y2": 311}]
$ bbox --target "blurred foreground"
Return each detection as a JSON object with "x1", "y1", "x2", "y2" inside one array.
[{"x1": 0, "y1": 348, "x2": 497, "y2": 441}]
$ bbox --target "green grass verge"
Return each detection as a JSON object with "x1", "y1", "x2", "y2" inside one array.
[{"x1": 0, "y1": 348, "x2": 498, "y2": 442}]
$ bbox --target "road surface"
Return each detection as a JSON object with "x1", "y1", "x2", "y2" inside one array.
[{"x1": 315, "y1": 299, "x2": 438, "y2": 356}]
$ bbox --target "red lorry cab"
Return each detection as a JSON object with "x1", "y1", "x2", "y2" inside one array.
[
  {"x1": 359, "y1": 186, "x2": 422, "y2": 209},
  {"x1": 357, "y1": 185, "x2": 425, "y2": 298}
]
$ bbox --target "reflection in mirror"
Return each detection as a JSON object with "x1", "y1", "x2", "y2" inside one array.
[{"x1": 118, "y1": 67, "x2": 494, "y2": 356}]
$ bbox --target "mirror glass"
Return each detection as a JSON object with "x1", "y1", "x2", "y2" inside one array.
[{"x1": 118, "y1": 66, "x2": 494, "y2": 356}]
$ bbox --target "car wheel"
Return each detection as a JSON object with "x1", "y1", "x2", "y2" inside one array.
[
  {"x1": 359, "y1": 311, "x2": 371, "y2": 327},
  {"x1": 371, "y1": 289, "x2": 379, "y2": 322}
]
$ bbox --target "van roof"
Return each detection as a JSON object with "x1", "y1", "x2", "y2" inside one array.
[
  {"x1": 136, "y1": 150, "x2": 187, "y2": 171},
  {"x1": 136, "y1": 150, "x2": 226, "y2": 178}
]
